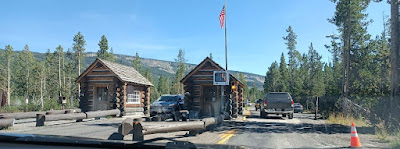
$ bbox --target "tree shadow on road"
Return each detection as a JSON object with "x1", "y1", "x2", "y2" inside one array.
[{"x1": 85, "y1": 123, "x2": 120, "y2": 128}]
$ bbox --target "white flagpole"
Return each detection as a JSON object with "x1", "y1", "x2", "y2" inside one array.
[{"x1": 224, "y1": 1, "x2": 228, "y2": 71}]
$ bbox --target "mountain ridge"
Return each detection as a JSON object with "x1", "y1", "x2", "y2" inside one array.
[{"x1": 0, "y1": 49, "x2": 265, "y2": 89}]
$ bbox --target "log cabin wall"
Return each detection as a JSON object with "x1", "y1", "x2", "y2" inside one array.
[
  {"x1": 77, "y1": 59, "x2": 153, "y2": 115},
  {"x1": 181, "y1": 57, "x2": 245, "y2": 119},
  {"x1": 79, "y1": 63, "x2": 120, "y2": 112},
  {"x1": 185, "y1": 61, "x2": 221, "y2": 117}
]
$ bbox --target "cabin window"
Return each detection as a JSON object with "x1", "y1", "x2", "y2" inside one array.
[
  {"x1": 97, "y1": 87, "x2": 108, "y2": 101},
  {"x1": 127, "y1": 91, "x2": 140, "y2": 104}
]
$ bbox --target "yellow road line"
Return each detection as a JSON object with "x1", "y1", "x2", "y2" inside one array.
[
  {"x1": 219, "y1": 129, "x2": 235, "y2": 138},
  {"x1": 218, "y1": 129, "x2": 236, "y2": 144}
]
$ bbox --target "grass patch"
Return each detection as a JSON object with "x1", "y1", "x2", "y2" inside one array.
[
  {"x1": 326, "y1": 113, "x2": 369, "y2": 127},
  {"x1": 391, "y1": 129, "x2": 400, "y2": 148},
  {"x1": 375, "y1": 124, "x2": 390, "y2": 142}
]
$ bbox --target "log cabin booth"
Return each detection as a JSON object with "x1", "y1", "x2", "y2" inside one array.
[
  {"x1": 180, "y1": 57, "x2": 245, "y2": 119},
  {"x1": 76, "y1": 58, "x2": 153, "y2": 116}
]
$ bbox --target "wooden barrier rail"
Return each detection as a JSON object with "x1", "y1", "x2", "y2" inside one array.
[
  {"x1": 85, "y1": 109, "x2": 120, "y2": 119},
  {"x1": 36, "y1": 109, "x2": 120, "y2": 127},
  {"x1": 143, "y1": 121, "x2": 204, "y2": 135},
  {"x1": 0, "y1": 111, "x2": 46, "y2": 120},
  {"x1": 0, "y1": 119, "x2": 15, "y2": 128},
  {"x1": 0, "y1": 109, "x2": 82, "y2": 120},
  {"x1": 117, "y1": 115, "x2": 224, "y2": 141}
]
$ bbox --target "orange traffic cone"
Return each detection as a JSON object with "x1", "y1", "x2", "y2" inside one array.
[{"x1": 351, "y1": 122, "x2": 362, "y2": 148}]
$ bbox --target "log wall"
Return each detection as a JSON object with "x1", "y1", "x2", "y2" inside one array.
[
  {"x1": 79, "y1": 63, "x2": 149, "y2": 115},
  {"x1": 181, "y1": 59, "x2": 245, "y2": 119}
]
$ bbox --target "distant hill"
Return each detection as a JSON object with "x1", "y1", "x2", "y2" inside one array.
[
  {"x1": 0, "y1": 49, "x2": 265, "y2": 90},
  {"x1": 102, "y1": 52, "x2": 265, "y2": 90}
]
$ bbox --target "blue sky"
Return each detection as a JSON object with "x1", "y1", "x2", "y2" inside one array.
[{"x1": 0, "y1": 0, "x2": 389, "y2": 76}]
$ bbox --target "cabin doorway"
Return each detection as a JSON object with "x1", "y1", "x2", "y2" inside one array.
[
  {"x1": 202, "y1": 85, "x2": 220, "y2": 117},
  {"x1": 94, "y1": 86, "x2": 109, "y2": 110}
]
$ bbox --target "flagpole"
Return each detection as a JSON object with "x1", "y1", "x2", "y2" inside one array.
[{"x1": 224, "y1": 1, "x2": 228, "y2": 71}]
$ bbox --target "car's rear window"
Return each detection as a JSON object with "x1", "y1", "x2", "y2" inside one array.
[{"x1": 267, "y1": 93, "x2": 289, "y2": 99}]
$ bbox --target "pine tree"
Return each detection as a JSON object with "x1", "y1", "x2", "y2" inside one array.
[
  {"x1": 277, "y1": 53, "x2": 289, "y2": 92},
  {"x1": 330, "y1": 0, "x2": 370, "y2": 98},
  {"x1": 97, "y1": 35, "x2": 115, "y2": 62},
  {"x1": 157, "y1": 74, "x2": 170, "y2": 95},
  {"x1": 55, "y1": 45, "x2": 64, "y2": 97},
  {"x1": 35, "y1": 60, "x2": 46, "y2": 110},
  {"x1": 72, "y1": 32, "x2": 86, "y2": 95},
  {"x1": 307, "y1": 43, "x2": 325, "y2": 97},
  {"x1": 157, "y1": 75, "x2": 165, "y2": 95},
  {"x1": 143, "y1": 67, "x2": 159, "y2": 102},
  {"x1": 45, "y1": 49, "x2": 58, "y2": 101},
  {"x1": 13, "y1": 45, "x2": 35, "y2": 100},
  {"x1": 325, "y1": 37, "x2": 343, "y2": 96},
  {"x1": 283, "y1": 26, "x2": 299, "y2": 95},
  {"x1": 132, "y1": 52, "x2": 142, "y2": 73},
  {"x1": 109, "y1": 47, "x2": 117, "y2": 62},
  {"x1": 264, "y1": 61, "x2": 280, "y2": 93},
  {"x1": 375, "y1": 23, "x2": 390, "y2": 96},
  {"x1": 3, "y1": 45, "x2": 14, "y2": 106},
  {"x1": 173, "y1": 49, "x2": 186, "y2": 94}
]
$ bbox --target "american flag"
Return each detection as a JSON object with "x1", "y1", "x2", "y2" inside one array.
[{"x1": 219, "y1": 4, "x2": 225, "y2": 29}]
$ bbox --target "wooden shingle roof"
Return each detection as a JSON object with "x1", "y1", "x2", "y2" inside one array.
[{"x1": 76, "y1": 58, "x2": 153, "y2": 86}]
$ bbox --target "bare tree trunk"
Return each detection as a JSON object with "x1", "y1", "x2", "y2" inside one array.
[
  {"x1": 40, "y1": 71, "x2": 44, "y2": 110},
  {"x1": 68, "y1": 76, "x2": 72, "y2": 107},
  {"x1": 78, "y1": 52, "x2": 81, "y2": 96},
  {"x1": 7, "y1": 58, "x2": 10, "y2": 107},
  {"x1": 390, "y1": 0, "x2": 399, "y2": 125},
  {"x1": 342, "y1": 0, "x2": 351, "y2": 99},
  {"x1": 58, "y1": 52, "x2": 61, "y2": 97},
  {"x1": 26, "y1": 62, "x2": 30, "y2": 98},
  {"x1": 63, "y1": 55, "x2": 65, "y2": 87}
]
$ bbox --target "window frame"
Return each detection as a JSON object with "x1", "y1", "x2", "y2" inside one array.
[{"x1": 127, "y1": 90, "x2": 141, "y2": 104}]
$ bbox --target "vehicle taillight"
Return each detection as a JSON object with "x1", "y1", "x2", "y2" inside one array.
[
  {"x1": 264, "y1": 100, "x2": 267, "y2": 106},
  {"x1": 291, "y1": 101, "x2": 294, "y2": 105},
  {"x1": 291, "y1": 100, "x2": 294, "y2": 107}
]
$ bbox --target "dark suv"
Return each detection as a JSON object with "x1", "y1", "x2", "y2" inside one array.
[{"x1": 150, "y1": 94, "x2": 184, "y2": 121}]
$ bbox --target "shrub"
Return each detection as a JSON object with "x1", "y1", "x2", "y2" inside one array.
[
  {"x1": 391, "y1": 129, "x2": 400, "y2": 148},
  {"x1": 327, "y1": 113, "x2": 368, "y2": 127},
  {"x1": 43, "y1": 98, "x2": 62, "y2": 111},
  {"x1": 1, "y1": 106, "x2": 21, "y2": 113},
  {"x1": 375, "y1": 123, "x2": 389, "y2": 142}
]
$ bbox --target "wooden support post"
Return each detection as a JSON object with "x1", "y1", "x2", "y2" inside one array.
[
  {"x1": 36, "y1": 114, "x2": 45, "y2": 127},
  {"x1": 118, "y1": 118, "x2": 133, "y2": 136},
  {"x1": 132, "y1": 119, "x2": 144, "y2": 141}
]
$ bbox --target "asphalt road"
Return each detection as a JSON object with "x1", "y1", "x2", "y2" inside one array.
[
  {"x1": 213, "y1": 107, "x2": 389, "y2": 148},
  {"x1": 0, "y1": 107, "x2": 390, "y2": 148}
]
